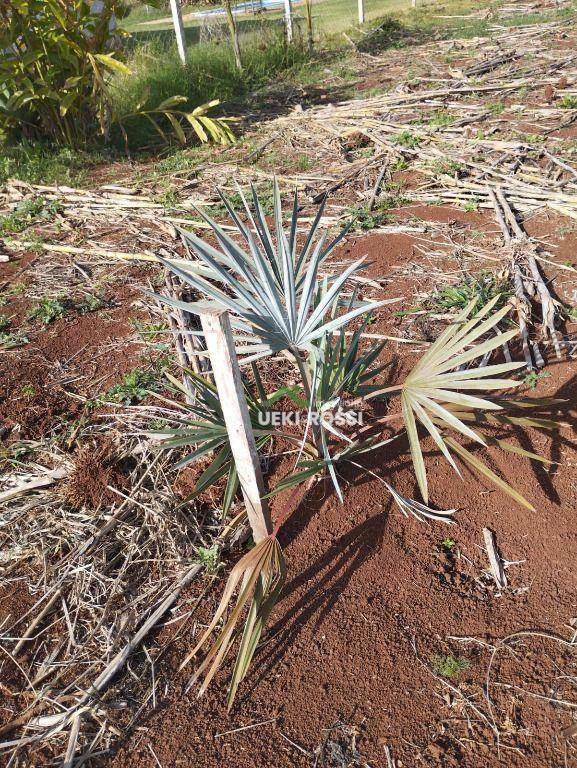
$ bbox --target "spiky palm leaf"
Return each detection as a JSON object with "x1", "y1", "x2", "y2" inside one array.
[
  {"x1": 152, "y1": 180, "x2": 398, "y2": 362},
  {"x1": 400, "y1": 295, "x2": 527, "y2": 505},
  {"x1": 313, "y1": 320, "x2": 388, "y2": 404},
  {"x1": 151, "y1": 368, "x2": 297, "y2": 516}
]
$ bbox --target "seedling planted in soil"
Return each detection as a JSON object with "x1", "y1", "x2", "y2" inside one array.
[{"x1": 150, "y1": 182, "x2": 554, "y2": 707}]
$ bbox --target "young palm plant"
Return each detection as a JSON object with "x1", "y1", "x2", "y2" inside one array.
[{"x1": 153, "y1": 182, "x2": 553, "y2": 707}]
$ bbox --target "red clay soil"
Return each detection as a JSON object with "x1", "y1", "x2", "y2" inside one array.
[
  {"x1": 0, "y1": 355, "x2": 81, "y2": 439},
  {"x1": 2, "y1": 206, "x2": 576, "y2": 766},
  {"x1": 101, "y1": 225, "x2": 577, "y2": 768}
]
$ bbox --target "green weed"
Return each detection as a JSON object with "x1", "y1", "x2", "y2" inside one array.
[
  {"x1": 428, "y1": 271, "x2": 511, "y2": 313},
  {"x1": 348, "y1": 203, "x2": 391, "y2": 231},
  {"x1": 0, "y1": 197, "x2": 61, "y2": 236},
  {"x1": 106, "y1": 369, "x2": 160, "y2": 405},
  {"x1": 431, "y1": 654, "x2": 470, "y2": 678},
  {"x1": 430, "y1": 109, "x2": 454, "y2": 127},
  {"x1": 78, "y1": 293, "x2": 107, "y2": 314},
  {"x1": 560, "y1": 95, "x2": 577, "y2": 109},
  {"x1": 394, "y1": 130, "x2": 421, "y2": 149},
  {"x1": 195, "y1": 545, "x2": 220, "y2": 573},
  {"x1": 523, "y1": 370, "x2": 551, "y2": 389},
  {"x1": 488, "y1": 101, "x2": 505, "y2": 115},
  {"x1": 27, "y1": 296, "x2": 66, "y2": 325}
]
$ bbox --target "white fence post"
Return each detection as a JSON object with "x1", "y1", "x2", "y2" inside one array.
[
  {"x1": 358, "y1": 0, "x2": 365, "y2": 24},
  {"x1": 200, "y1": 309, "x2": 272, "y2": 543},
  {"x1": 169, "y1": 0, "x2": 187, "y2": 65},
  {"x1": 284, "y1": 0, "x2": 294, "y2": 42}
]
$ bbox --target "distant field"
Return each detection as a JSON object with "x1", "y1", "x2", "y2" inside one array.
[{"x1": 124, "y1": 0, "x2": 439, "y2": 40}]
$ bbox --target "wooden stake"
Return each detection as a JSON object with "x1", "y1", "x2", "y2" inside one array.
[
  {"x1": 358, "y1": 0, "x2": 365, "y2": 25},
  {"x1": 169, "y1": 0, "x2": 187, "y2": 65},
  {"x1": 224, "y1": 0, "x2": 243, "y2": 70},
  {"x1": 284, "y1": 0, "x2": 294, "y2": 43},
  {"x1": 200, "y1": 310, "x2": 272, "y2": 542}
]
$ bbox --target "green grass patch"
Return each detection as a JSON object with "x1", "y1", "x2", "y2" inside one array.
[
  {"x1": 111, "y1": 31, "x2": 312, "y2": 148},
  {"x1": 0, "y1": 144, "x2": 111, "y2": 187},
  {"x1": 431, "y1": 654, "x2": 470, "y2": 678}
]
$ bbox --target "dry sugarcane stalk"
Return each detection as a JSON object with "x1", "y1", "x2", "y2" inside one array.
[
  {"x1": 13, "y1": 589, "x2": 62, "y2": 654},
  {"x1": 463, "y1": 51, "x2": 519, "y2": 77},
  {"x1": 163, "y1": 270, "x2": 202, "y2": 401},
  {"x1": 0, "y1": 468, "x2": 68, "y2": 503},
  {"x1": 368, "y1": 165, "x2": 388, "y2": 211},
  {"x1": 495, "y1": 187, "x2": 563, "y2": 359},
  {"x1": 487, "y1": 186, "x2": 533, "y2": 368}
]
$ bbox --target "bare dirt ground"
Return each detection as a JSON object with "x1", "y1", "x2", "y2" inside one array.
[{"x1": 2, "y1": 2, "x2": 577, "y2": 766}]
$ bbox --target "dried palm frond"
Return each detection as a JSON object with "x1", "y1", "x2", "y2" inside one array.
[
  {"x1": 400, "y1": 295, "x2": 527, "y2": 504},
  {"x1": 181, "y1": 535, "x2": 285, "y2": 708},
  {"x1": 384, "y1": 482, "x2": 457, "y2": 524}
]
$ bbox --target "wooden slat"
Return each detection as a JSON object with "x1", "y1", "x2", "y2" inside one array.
[{"x1": 200, "y1": 310, "x2": 272, "y2": 542}]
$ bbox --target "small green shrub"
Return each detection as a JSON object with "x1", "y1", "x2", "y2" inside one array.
[
  {"x1": 106, "y1": 369, "x2": 159, "y2": 404},
  {"x1": 432, "y1": 654, "x2": 470, "y2": 678},
  {"x1": 27, "y1": 296, "x2": 66, "y2": 325},
  {"x1": 1, "y1": 1, "x2": 233, "y2": 149},
  {"x1": 0, "y1": 0, "x2": 133, "y2": 145}
]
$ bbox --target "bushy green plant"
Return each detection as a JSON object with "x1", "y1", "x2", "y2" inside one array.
[
  {"x1": 0, "y1": 0, "x2": 132, "y2": 145},
  {"x1": 0, "y1": 0, "x2": 234, "y2": 148}
]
